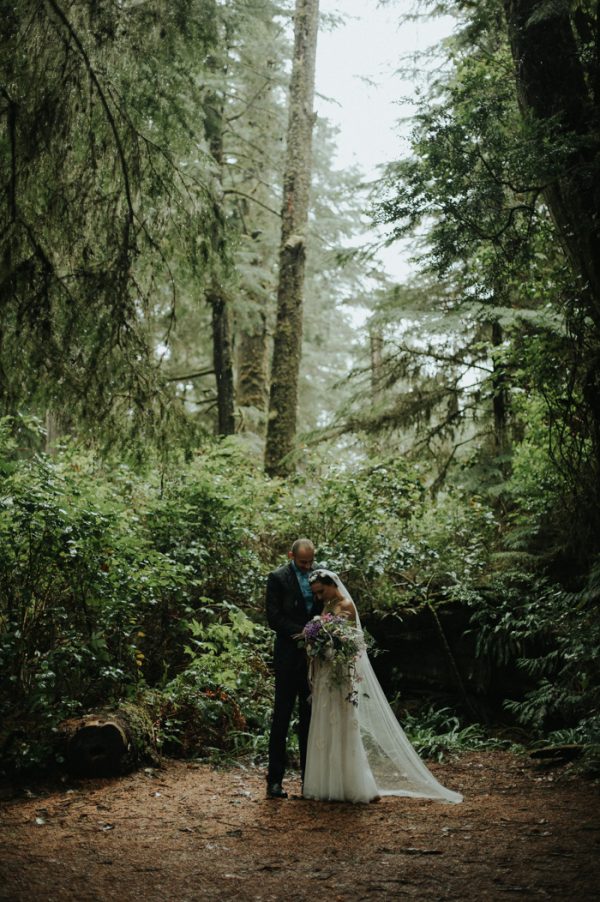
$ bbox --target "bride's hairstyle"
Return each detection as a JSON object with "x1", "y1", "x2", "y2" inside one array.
[{"x1": 308, "y1": 570, "x2": 337, "y2": 586}]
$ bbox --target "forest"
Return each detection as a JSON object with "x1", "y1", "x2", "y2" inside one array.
[{"x1": 1, "y1": 0, "x2": 599, "y2": 783}]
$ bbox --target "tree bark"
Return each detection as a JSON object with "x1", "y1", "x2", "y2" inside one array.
[
  {"x1": 45, "y1": 409, "x2": 62, "y2": 454},
  {"x1": 205, "y1": 18, "x2": 236, "y2": 437},
  {"x1": 502, "y1": 0, "x2": 600, "y2": 323},
  {"x1": 490, "y1": 319, "x2": 509, "y2": 460},
  {"x1": 209, "y1": 289, "x2": 236, "y2": 435},
  {"x1": 264, "y1": 0, "x2": 319, "y2": 476},
  {"x1": 237, "y1": 315, "x2": 269, "y2": 432},
  {"x1": 58, "y1": 705, "x2": 158, "y2": 777},
  {"x1": 502, "y1": 0, "x2": 600, "y2": 474},
  {"x1": 370, "y1": 328, "x2": 384, "y2": 405}
]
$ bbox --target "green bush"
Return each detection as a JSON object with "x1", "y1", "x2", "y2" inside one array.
[
  {"x1": 1, "y1": 420, "x2": 598, "y2": 774},
  {"x1": 463, "y1": 560, "x2": 600, "y2": 747},
  {"x1": 149, "y1": 602, "x2": 274, "y2": 758},
  {"x1": 0, "y1": 433, "x2": 272, "y2": 772}
]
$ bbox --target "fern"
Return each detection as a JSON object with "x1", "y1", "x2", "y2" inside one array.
[{"x1": 467, "y1": 560, "x2": 600, "y2": 742}]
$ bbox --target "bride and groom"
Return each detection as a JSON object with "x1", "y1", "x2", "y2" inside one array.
[{"x1": 265, "y1": 538, "x2": 462, "y2": 804}]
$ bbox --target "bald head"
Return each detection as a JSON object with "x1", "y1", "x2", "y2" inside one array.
[
  {"x1": 291, "y1": 538, "x2": 314, "y2": 556},
  {"x1": 289, "y1": 538, "x2": 315, "y2": 573}
]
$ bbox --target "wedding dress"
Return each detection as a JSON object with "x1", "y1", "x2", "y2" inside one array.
[{"x1": 302, "y1": 571, "x2": 463, "y2": 804}]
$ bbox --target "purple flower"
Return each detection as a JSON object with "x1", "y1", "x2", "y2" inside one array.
[{"x1": 302, "y1": 617, "x2": 324, "y2": 641}]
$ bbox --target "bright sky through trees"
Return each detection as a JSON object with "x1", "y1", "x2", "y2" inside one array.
[{"x1": 315, "y1": 0, "x2": 455, "y2": 280}]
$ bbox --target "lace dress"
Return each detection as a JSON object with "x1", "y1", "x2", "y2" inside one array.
[
  {"x1": 302, "y1": 656, "x2": 379, "y2": 803},
  {"x1": 301, "y1": 602, "x2": 462, "y2": 805}
]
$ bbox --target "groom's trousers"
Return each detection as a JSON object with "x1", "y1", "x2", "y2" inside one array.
[{"x1": 267, "y1": 658, "x2": 311, "y2": 785}]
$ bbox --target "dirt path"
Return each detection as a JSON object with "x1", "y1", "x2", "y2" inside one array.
[{"x1": 0, "y1": 751, "x2": 598, "y2": 901}]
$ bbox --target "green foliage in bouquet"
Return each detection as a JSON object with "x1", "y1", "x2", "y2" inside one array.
[{"x1": 299, "y1": 613, "x2": 365, "y2": 704}]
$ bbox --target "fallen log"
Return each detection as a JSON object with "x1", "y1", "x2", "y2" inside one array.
[
  {"x1": 529, "y1": 744, "x2": 584, "y2": 763},
  {"x1": 58, "y1": 702, "x2": 159, "y2": 777}
]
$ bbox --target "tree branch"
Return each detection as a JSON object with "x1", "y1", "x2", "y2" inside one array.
[
  {"x1": 223, "y1": 189, "x2": 281, "y2": 218},
  {"x1": 165, "y1": 368, "x2": 215, "y2": 383},
  {"x1": 44, "y1": 0, "x2": 134, "y2": 226},
  {"x1": 227, "y1": 77, "x2": 273, "y2": 124}
]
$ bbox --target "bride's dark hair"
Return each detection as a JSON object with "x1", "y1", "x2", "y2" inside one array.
[{"x1": 308, "y1": 570, "x2": 337, "y2": 586}]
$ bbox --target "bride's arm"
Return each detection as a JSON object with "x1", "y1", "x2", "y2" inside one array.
[{"x1": 334, "y1": 597, "x2": 357, "y2": 624}]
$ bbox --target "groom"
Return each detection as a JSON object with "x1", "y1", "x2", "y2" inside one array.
[{"x1": 265, "y1": 538, "x2": 322, "y2": 799}]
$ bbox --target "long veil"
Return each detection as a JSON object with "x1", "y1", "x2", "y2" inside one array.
[{"x1": 320, "y1": 569, "x2": 462, "y2": 804}]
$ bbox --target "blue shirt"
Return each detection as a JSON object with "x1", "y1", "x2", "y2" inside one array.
[{"x1": 292, "y1": 562, "x2": 313, "y2": 615}]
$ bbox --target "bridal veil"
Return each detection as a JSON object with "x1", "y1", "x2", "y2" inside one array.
[{"x1": 315, "y1": 569, "x2": 463, "y2": 804}]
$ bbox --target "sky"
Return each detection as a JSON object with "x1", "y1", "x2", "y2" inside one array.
[{"x1": 313, "y1": 0, "x2": 455, "y2": 281}]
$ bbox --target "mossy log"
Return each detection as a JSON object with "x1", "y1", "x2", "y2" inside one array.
[
  {"x1": 530, "y1": 744, "x2": 585, "y2": 763},
  {"x1": 58, "y1": 702, "x2": 159, "y2": 777}
]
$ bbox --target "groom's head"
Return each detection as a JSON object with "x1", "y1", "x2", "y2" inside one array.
[{"x1": 288, "y1": 538, "x2": 315, "y2": 573}]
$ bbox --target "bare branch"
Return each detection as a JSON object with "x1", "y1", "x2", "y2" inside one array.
[
  {"x1": 227, "y1": 77, "x2": 273, "y2": 124},
  {"x1": 223, "y1": 189, "x2": 281, "y2": 218},
  {"x1": 165, "y1": 368, "x2": 215, "y2": 383}
]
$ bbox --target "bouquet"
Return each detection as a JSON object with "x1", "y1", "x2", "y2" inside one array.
[{"x1": 298, "y1": 614, "x2": 365, "y2": 704}]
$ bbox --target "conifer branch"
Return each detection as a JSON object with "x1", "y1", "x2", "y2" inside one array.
[
  {"x1": 165, "y1": 368, "x2": 215, "y2": 383},
  {"x1": 44, "y1": 0, "x2": 134, "y2": 226},
  {"x1": 227, "y1": 78, "x2": 273, "y2": 123},
  {"x1": 223, "y1": 189, "x2": 281, "y2": 217}
]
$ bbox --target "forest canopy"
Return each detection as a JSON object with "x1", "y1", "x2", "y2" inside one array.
[{"x1": 1, "y1": 0, "x2": 599, "y2": 774}]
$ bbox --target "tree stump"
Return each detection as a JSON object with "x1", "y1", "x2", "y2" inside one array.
[{"x1": 58, "y1": 703, "x2": 159, "y2": 777}]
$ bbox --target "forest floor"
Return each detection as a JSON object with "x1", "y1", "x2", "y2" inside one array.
[{"x1": 0, "y1": 749, "x2": 598, "y2": 901}]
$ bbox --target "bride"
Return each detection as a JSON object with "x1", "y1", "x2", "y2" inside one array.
[{"x1": 302, "y1": 569, "x2": 463, "y2": 805}]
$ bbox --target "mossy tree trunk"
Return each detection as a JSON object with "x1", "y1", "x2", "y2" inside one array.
[
  {"x1": 503, "y1": 0, "x2": 600, "y2": 318},
  {"x1": 264, "y1": 0, "x2": 319, "y2": 476},
  {"x1": 208, "y1": 288, "x2": 236, "y2": 436},
  {"x1": 58, "y1": 704, "x2": 158, "y2": 777},
  {"x1": 503, "y1": 0, "x2": 600, "y2": 460},
  {"x1": 237, "y1": 315, "x2": 269, "y2": 432},
  {"x1": 490, "y1": 318, "x2": 509, "y2": 460},
  {"x1": 205, "y1": 17, "x2": 236, "y2": 438},
  {"x1": 370, "y1": 328, "x2": 384, "y2": 405}
]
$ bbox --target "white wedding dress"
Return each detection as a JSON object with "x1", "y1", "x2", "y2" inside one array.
[
  {"x1": 303, "y1": 655, "x2": 380, "y2": 803},
  {"x1": 302, "y1": 572, "x2": 463, "y2": 805}
]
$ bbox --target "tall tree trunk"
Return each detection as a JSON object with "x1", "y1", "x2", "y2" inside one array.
[
  {"x1": 205, "y1": 25, "x2": 236, "y2": 437},
  {"x1": 502, "y1": 0, "x2": 600, "y2": 469},
  {"x1": 45, "y1": 409, "x2": 62, "y2": 454},
  {"x1": 490, "y1": 319, "x2": 509, "y2": 460},
  {"x1": 504, "y1": 0, "x2": 600, "y2": 326},
  {"x1": 503, "y1": 0, "x2": 600, "y2": 319},
  {"x1": 237, "y1": 315, "x2": 269, "y2": 432},
  {"x1": 370, "y1": 328, "x2": 384, "y2": 405},
  {"x1": 209, "y1": 290, "x2": 236, "y2": 435},
  {"x1": 264, "y1": 0, "x2": 319, "y2": 476}
]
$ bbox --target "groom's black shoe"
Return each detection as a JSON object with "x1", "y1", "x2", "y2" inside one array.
[{"x1": 266, "y1": 782, "x2": 288, "y2": 799}]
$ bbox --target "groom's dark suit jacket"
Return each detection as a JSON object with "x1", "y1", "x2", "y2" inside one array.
[{"x1": 266, "y1": 562, "x2": 322, "y2": 671}]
